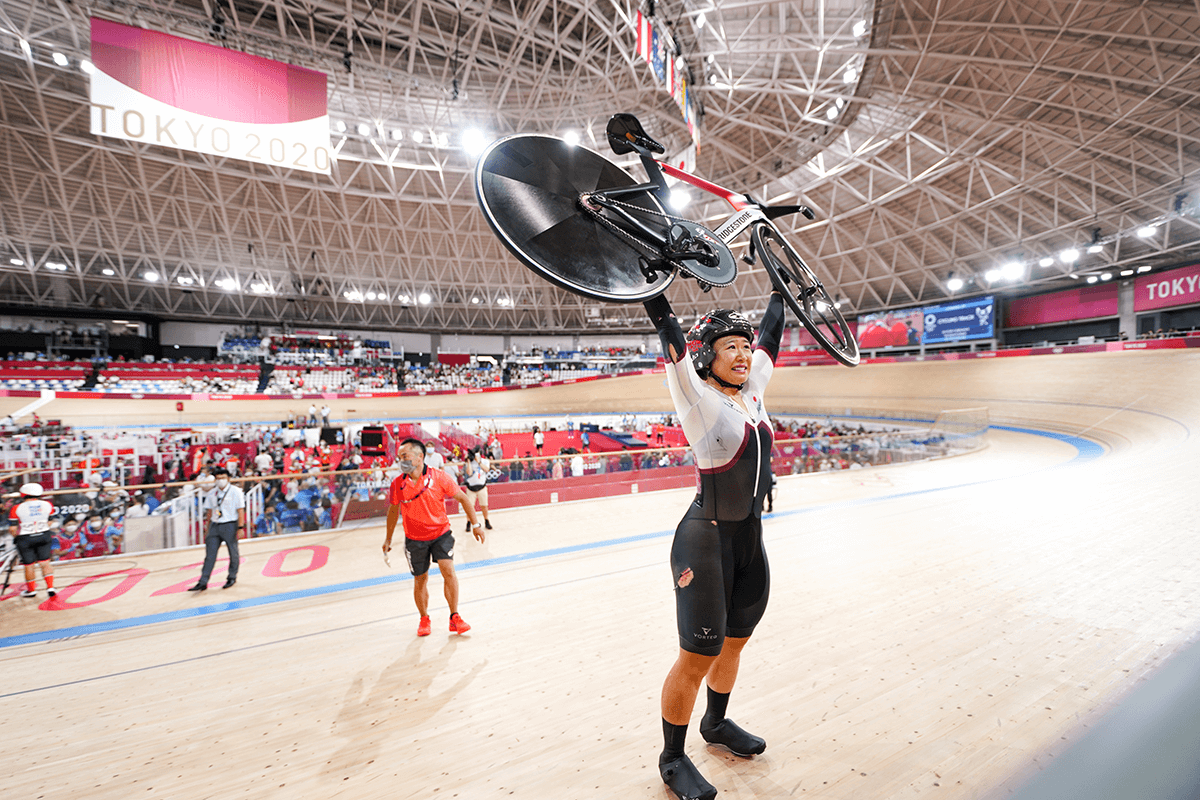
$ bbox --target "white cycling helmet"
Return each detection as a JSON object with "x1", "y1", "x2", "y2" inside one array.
[{"x1": 19, "y1": 482, "x2": 44, "y2": 496}]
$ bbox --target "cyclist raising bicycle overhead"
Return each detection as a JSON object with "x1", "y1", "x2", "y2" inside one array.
[{"x1": 644, "y1": 289, "x2": 784, "y2": 800}]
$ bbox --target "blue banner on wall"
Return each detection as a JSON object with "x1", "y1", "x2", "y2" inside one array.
[{"x1": 922, "y1": 296, "x2": 995, "y2": 344}]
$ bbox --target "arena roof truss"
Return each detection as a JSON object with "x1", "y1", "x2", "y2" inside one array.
[{"x1": 0, "y1": 0, "x2": 1197, "y2": 334}]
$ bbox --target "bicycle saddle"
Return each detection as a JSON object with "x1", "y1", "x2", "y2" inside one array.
[{"x1": 607, "y1": 113, "x2": 665, "y2": 155}]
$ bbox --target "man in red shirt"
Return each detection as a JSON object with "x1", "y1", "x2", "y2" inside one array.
[{"x1": 383, "y1": 438, "x2": 485, "y2": 637}]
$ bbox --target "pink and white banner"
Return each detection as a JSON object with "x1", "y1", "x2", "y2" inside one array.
[
  {"x1": 1135, "y1": 262, "x2": 1200, "y2": 312},
  {"x1": 88, "y1": 17, "x2": 330, "y2": 174}
]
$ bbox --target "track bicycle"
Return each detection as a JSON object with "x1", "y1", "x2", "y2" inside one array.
[
  {"x1": 1, "y1": 536, "x2": 19, "y2": 598},
  {"x1": 474, "y1": 113, "x2": 859, "y2": 367}
]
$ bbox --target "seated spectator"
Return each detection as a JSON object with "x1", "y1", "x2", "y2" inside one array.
[
  {"x1": 52, "y1": 520, "x2": 83, "y2": 560},
  {"x1": 254, "y1": 504, "x2": 280, "y2": 537},
  {"x1": 277, "y1": 500, "x2": 310, "y2": 533},
  {"x1": 316, "y1": 497, "x2": 335, "y2": 529}
]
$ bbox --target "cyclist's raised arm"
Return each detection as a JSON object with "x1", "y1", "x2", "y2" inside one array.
[
  {"x1": 644, "y1": 294, "x2": 687, "y2": 364},
  {"x1": 756, "y1": 291, "x2": 786, "y2": 364}
]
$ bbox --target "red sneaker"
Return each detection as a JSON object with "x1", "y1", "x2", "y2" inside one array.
[
  {"x1": 417, "y1": 616, "x2": 432, "y2": 637},
  {"x1": 449, "y1": 613, "x2": 471, "y2": 634}
]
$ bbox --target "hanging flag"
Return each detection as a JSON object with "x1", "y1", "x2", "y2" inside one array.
[
  {"x1": 636, "y1": 11, "x2": 652, "y2": 63},
  {"x1": 650, "y1": 28, "x2": 666, "y2": 83}
]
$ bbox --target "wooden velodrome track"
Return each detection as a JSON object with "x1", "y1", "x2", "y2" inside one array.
[{"x1": 1, "y1": 349, "x2": 1197, "y2": 799}]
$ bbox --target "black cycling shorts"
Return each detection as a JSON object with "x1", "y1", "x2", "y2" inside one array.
[
  {"x1": 403, "y1": 531, "x2": 455, "y2": 576},
  {"x1": 16, "y1": 532, "x2": 54, "y2": 565},
  {"x1": 669, "y1": 506, "x2": 770, "y2": 656}
]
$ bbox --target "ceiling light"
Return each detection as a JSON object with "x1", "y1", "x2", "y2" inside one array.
[
  {"x1": 1100, "y1": 272, "x2": 1112, "y2": 281},
  {"x1": 343, "y1": 290, "x2": 363, "y2": 301},
  {"x1": 1087, "y1": 276, "x2": 1098, "y2": 283},
  {"x1": 1120, "y1": 269, "x2": 1134, "y2": 277},
  {"x1": 80, "y1": 60, "x2": 94, "y2": 75},
  {"x1": 10, "y1": 258, "x2": 25, "y2": 266},
  {"x1": 1136, "y1": 225, "x2": 1157, "y2": 238},
  {"x1": 412, "y1": 130, "x2": 425, "y2": 144},
  {"x1": 853, "y1": 20, "x2": 869, "y2": 37},
  {"x1": 462, "y1": 128, "x2": 486, "y2": 156},
  {"x1": 52, "y1": 52, "x2": 68, "y2": 66},
  {"x1": 563, "y1": 130, "x2": 580, "y2": 147},
  {"x1": 985, "y1": 269, "x2": 1001, "y2": 283},
  {"x1": 391, "y1": 129, "x2": 404, "y2": 141},
  {"x1": 471, "y1": 297, "x2": 480, "y2": 304},
  {"x1": 216, "y1": 278, "x2": 238, "y2": 291},
  {"x1": 356, "y1": 122, "x2": 371, "y2": 136},
  {"x1": 418, "y1": 291, "x2": 431, "y2": 304},
  {"x1": 334, "y1": 120, "x2": 347, "y2": 133},
  {"x1": 1001, "y1": 261, "x2": 1023, "y2": 279},
  {"x1": 177, "y1": 276, "x2": 194, "y2": 285},
  {"x1": 250, "y1": 282, "x2": 272, "y2": 294},
  {"x1": 1087, "y1": 244, "x2": 1103, "y2": 254},
  {"x1": 19, "y1": 39, "x2": 31, "y2": 60},
  {"x1": 946, "y1": 276, "x2": 964, "y2": 291},
  {"x1": 843, "y1": 66, "x2": 858, "y2": 84},
  {"x1": 825, "y1": 106, "x2": 838, "y2": 120},
  {"x1": 365, "y1": 291, "x2": 377, "y2": 301},
  {"x1": 144, "y1": 271, "x2": 159, "y2": 281},
  {"x1": 101, "y1": 267, "x2": 114, "y2": 275},
  {"x1": 1038, "y1": 257, "x2": 1054, "y2": 267},
  {"x1": 696, "y1": 12, "x2": 706, "y2": 29},
  {"x1": 46, "y1": 262, "x2": 67, "y2": 271},
  {"x1": 1137, "y1": 265, "x2": 1152, "y2": 273},
  {"x1": 1059, "y1": 248, "x2": 1080, "y2": 263}
]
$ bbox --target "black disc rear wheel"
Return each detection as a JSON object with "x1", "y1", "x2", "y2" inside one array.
[
  {"x1": 752, "y1": 225, "x2": 859, "y2": 367},
  {"x1": 474, "y1": 134, "x2": 674, "y2": 302}
]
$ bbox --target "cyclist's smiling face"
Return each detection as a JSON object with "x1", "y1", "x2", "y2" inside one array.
[{"x1": 709, "y1": 334, "x2": 753, "y2": 387}]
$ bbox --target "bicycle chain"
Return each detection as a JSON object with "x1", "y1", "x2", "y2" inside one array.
[{"x1": 577, "y1": 193, "x2": 695, "y2": 278}]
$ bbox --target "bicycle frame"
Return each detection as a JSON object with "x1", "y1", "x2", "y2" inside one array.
[{"x1": 596, "y1": 151, "x2": 786, "y2": 255}]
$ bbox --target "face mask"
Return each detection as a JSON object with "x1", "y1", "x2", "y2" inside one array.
[
  {"x1": 398, "y1": 459, "x2": 415, "y2": 473},
  {"x1": 216, "y1": 478, "x2": 229, "y2": 488}
]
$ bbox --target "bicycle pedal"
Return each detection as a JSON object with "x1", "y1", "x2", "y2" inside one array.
[{"x1": 638, "y1": 257, "x2": 662, "y2": 283}]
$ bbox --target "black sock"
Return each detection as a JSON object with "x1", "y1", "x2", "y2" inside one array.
[
  {"x1": 701, "y1": 686, "x2": 729, "y2": 730},
  {"x1": 660, "y1": 719, "x2": 688, "y2": 764}
]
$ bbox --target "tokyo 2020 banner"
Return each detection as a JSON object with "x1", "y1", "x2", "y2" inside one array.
[{"x1": 88, "y1": 18, "x2": 330, "y2": 174}]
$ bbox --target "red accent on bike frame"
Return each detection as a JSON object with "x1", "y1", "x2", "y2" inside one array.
[{"x1": 658, "y1": 161, "x2": 751, "y2": 211}]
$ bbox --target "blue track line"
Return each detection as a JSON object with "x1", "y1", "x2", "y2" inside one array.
[{"x1": 0, "y1": 425, "x2": 1101, "y2": 650}]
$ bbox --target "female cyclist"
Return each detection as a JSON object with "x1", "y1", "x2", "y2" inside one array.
[{"x1": 643, "y1": 289, "x2": 784, "y2": 800}]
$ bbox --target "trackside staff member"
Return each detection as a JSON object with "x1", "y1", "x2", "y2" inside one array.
[
  {"x1": 9, "y1": 483, "x2": 56, "y2": 598},
  {"x1": 189, "y1": 467, "x2": 245, "y2": 591},
  {"x1": 384, "y1": 438, "x2": 485, "y2": 637}
]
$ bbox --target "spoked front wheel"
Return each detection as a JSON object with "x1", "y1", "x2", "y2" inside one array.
[{"x1": 751, "y1": 225, "x2": 860, "y2": 367}]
